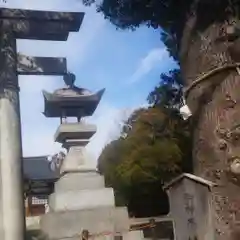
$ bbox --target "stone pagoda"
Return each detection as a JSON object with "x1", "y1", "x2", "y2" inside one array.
[{"x1": 40, "y1": 73, "x2": 130, "y2": 240}]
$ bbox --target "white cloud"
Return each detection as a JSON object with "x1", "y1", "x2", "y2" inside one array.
[
  {"x1": 86, "y1": 101, "x2": 149, "y2": 161},
  {"x1": 129, "y1": 48, "x2": 167, "y2": 84},
  {"x1": 86, "y1": 103, "x2": 135, "y2": 160}
]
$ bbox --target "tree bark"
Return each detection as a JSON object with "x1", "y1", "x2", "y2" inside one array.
[{"x1": 180, "y1": 11, "x2": 240, "y2": 239}]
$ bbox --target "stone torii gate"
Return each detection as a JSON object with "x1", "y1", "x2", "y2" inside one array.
[{"x1": 0, "y1": 8, "x2": 83, "y2": 240}]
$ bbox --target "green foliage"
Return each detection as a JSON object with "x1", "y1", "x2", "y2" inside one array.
[
  {"x1": 83, "y1": 0, "x2": 240, "y2": 61},
  {"x1": 85, "y1": 0, "x2": 199, "y2": 217},
  {"x1": 148, "y1": 69, "x2": 183, "y2": 108},
  {"x1": 98, "y1": 139, "x2": 129, "y2": 206},
  {"x1": 96, "y1": 0, "x2": 190, "y2": 34},
  {"x1": 97, "y1": 70, "x2": 192, "y2": 216},
  {"x1": 117, "y1": 138, "x2": 182, "y2": 184},
  {"x1": 160, "y1": 31, "x2": 179, "y2": 62}
]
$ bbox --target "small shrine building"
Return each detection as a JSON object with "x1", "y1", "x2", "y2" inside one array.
[{"x1": 23, "y1": 156, "x2": 59, "y2": 216}]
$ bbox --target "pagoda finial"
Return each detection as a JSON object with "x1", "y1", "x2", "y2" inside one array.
[{"x1": 63, "y1": 72, "x2": 76, "y2": 88}]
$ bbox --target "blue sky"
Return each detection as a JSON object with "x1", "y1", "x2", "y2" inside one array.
[{"x1": 1, "y1": 0, "x2": 175, "y2": 161}]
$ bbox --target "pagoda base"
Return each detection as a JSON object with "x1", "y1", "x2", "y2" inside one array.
[
  {"x1": 40, "y1": 207, "x2": 129, "y2": 240},
  {"x1": 39, "y1": 122, "x2": 142, "y2": 240},
  {"x1": 40, "y1": 169, "x2": 132, "y2": 239},
  {"x1": 41, "y1": 231, "x2": 145, "y2": 240}
]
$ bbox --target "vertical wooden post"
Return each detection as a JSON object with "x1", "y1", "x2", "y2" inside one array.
[{"x1": 150, "y1": 218, "x2": 156, "y2": 240}]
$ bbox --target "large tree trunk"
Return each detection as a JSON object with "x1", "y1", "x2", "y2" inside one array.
[{"x1": 179, "y1": 7, "x2": 240, "y2": 239}]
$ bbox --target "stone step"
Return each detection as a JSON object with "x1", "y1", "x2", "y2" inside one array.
[
  {"x1": 54, "y1": 172, "x2": 105, "y2": 192},
  {"x1": 40, "y1": 207, "x2": 129, "y2": 240},
  {"x1": 31, "y1": 232, "x2": 142, "y2": 240},
  {"x1": 49, "y1": 188, "x2": 115, "y2": 211},
  {"x1": 40, "y1": 232, "x2": 143, "y2": 240}
]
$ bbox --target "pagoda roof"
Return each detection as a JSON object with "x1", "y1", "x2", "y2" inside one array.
[{"x1": 42, "y1": 88, "x2": 105, "y2": 118}]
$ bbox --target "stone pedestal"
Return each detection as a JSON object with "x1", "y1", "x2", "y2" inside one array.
[{"x1": 40, "y1": 123, "x2": 130, "y2": 239}]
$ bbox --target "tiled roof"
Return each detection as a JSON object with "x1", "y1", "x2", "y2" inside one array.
[{"x1": 23, "y1": 156, "x2": 60, "y2": 180}]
